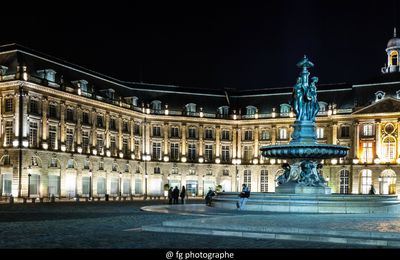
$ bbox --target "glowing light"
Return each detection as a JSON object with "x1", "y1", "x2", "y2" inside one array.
[
  {"x1": 22, "y1": 139, "x2": 29, "y2": 148},
  {"x1": 119, "y1": 152, "x2": 124, "y2": 158},
  {"x1": 233, "y1": 114, "x2": 237, "y2": 120},
  {"x1": 106, "y1": 150, "x2": 111, "y2": 157},
  {"x1": 199, "y1": 111, "x2": 204, "y2": 118},
  {"x1": 163, "y1": 155, "x2": 169, "y2": 162},
  {"x1": 253, "y1": 158, "x2": 258, "y2": 165},
  {"x1": 270, "y1": 158, "x2": 276, "y2": 165},
  {"x1": 77, "y1": 88, "x2": 82, "y2": 95},
  {"x1": 378, "y1": 177, "x2": 382, "y2": 182},
  {"x1": 331, "y1": 159, "x2": 338, "y2": 165},
  {"x1": 60, "y1": 144, "x2": 66, "y2": 152},
  {"x1": 232, "y1": 158, "x2": 241, "y2": 165},
  {"x1": 198, "y1": 157, "x2": 204, "y2": 163},
  {"x1": 215, "y1": 158, "x2": 221, "y2": 164},
  {"x1": 131, "y1": 153, "x2": 135, "y2": 160},
  {"x1": 42, "y1": 142, "x2": 48, "y2": 150},
  {"x1": 353, "y1": 157, "x2": 359, "y2": 164},
  {"x1": 181, "y1": 156, "x2": 187, "y2": 163},
  {"x1": 146, "y1": 108, "x2": 150, "y2": 114},
  {"x1": 272, "y1": 108, "x2": 276, "y2": 118},
  {"x1": 92, "y1": 148, "x2": 97, "y2": 156},
  {"x1": 77, "y1": 146, "x2": 83, "y2": 154},
  {"x1": 396, "y1": 157, "x2": 400, "y2": 165},
  {"x1": 289, "y1": 111, "x2": 294, "y2": 118},
  {"x1": 328, "y1": 109, "x2": 333, "y2": 116},
  {"x1": 12, "y1": 139, "x2": 19, "y2": 147},
  {"x1": 374, "y1": 156, "x2": 381, "y2": 164}
]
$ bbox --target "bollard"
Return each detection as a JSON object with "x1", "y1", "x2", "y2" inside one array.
[
  {"x1": 76, "y1": 194, "x2": 80, "y2": 202},
  {"x1": 23, "y1": 197, "x2": 27, "y2": 203},
  {"x1": 105, "y1": 194, "x2": 109, "y2": 201},
  {"x1": 9, "y1": 195, "x2": 14, "y2": 204},
  {"x1": 39, "y1": 198, "x2": 44, "y2": 203},
  {"x1": 50, "y1": 195, "x2": 55, "y2": 203},
  {"x1": 31, "y1": 198, "x2": 35, "y2": 203}
]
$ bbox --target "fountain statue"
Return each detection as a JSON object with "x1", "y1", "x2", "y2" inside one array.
[{"x1": 261, "y1": 56, "x2": 349, "y2": 194}]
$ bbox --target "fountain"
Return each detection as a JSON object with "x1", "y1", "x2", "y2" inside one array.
[
  {"x1": 212, "y1": 56, "x2": 400, "y2": 213},
  {"x1": 260, "y1": 55, "x2": 349, "y2": 195}
]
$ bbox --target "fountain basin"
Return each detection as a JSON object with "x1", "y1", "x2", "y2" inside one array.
[{"x1": 260, "y1": 143, "x2": 349, "y2": 159}]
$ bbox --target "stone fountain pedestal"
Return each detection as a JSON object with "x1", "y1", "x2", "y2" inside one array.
[{"x1": 275, "y1": 181, "x2": 331, "y2": 195}]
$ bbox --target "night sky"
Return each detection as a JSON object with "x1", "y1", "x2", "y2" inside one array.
[{"x1": 1, "y1": 1, "x2": 399, "y2": 90}]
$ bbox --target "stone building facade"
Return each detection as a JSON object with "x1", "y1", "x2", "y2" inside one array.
[{"x1": 1, "y1": 31, "x2": 400, "y2": 199}]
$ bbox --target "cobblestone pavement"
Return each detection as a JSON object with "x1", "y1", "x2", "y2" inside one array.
[{"x1": 0, "y1": 200, "x2": 372, "y2": 249}]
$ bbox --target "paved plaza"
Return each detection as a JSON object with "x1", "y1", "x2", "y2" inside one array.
[{"x1": 0, "y1": 199, "x2": 378, "y2": 249}]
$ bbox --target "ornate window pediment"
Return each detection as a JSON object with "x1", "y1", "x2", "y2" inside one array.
[{"x1": 375, "y1": 91, "x2": 385, "y2": 102}]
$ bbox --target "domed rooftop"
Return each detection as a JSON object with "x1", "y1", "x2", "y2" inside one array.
[{"x1": 387, "y1": 28, "x2": 400, "y2": 48}]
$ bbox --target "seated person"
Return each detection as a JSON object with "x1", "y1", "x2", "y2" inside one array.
[{"x1": 205, "y1": 188, "x2": 216, "y2": 206}]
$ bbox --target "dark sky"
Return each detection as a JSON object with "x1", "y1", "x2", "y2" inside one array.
[{"x1": 1, "y1": 1, "x2": 399, "y2": 90}]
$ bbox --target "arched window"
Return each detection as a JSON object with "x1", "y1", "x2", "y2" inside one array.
[
  {"x1": 382, "y1": 136, "x2": 396, "y2": 163},
  {"x1": 339, "y1": 169, "x2": 350, "y2": 194},
  {"x1": 360, "y1": 169, "x2": 372, "y2": 194},
  {"x1": 390, "y1": 50, "x2": 398, "y2": 66},
  {"x1": 380, "y1": 169, "x2": 396, "y2": 195},
  {"x1": 260, "y1": 129, "x2": 270, "y2": 140}
]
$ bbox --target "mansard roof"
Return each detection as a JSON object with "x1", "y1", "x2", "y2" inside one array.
[{"x1": 0, "y1": 43, "x2": 393, "y2": 117}]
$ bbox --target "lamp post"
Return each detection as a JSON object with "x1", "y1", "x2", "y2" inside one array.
[
  {"x1": 27, "y1": 166, "x2": 32, "y2": 198},
  {"x1": 143, "y1": 154, "x2": 150, "y2": 199},
  {"x1": 88, "y1": 169, "x2": 92, "y2": 200},
  {"x1": 232, "y1": 158, "x2": 241, "y2": 192},
  {"x1": 119, "y1": 172, "x2": 122, "y2": 197}
]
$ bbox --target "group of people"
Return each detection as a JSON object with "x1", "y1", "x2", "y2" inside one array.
[{"x1": 167, "y1": 185, "x2": 187, "y2": 204}]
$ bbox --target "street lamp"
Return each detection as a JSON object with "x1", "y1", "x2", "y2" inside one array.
[
  {"x1": 27, "y1": 166, "x2": 32, "y2": 198},
  {"x1": 88, "y1": 169, "x2": 92, "y2": 200},
  {"x1": 143, "y1": 154, "x2": 151, "y2": 199},
  {"x1": 232, "y1": 158, "x2": 241, "y2": 192},
  {"x1": 119, "y1": 172, "x2": 123, "y2": 197}
]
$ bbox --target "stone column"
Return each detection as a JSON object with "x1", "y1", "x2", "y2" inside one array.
[
  {"x1": 181, "y1": 123, "x2": 186, "y2": 156},
  {"x1": 163, "y1": 122, "x2": 169, "y2": 156},
  {"x1": 271, "y1": 125, "x2": 276, "y2": 145},
  {"x1": 237, "y1": 127, "x2": 242, "y2": 159},
  {"x1": 118, "y1": 115, "x2": 123, "y2": 151},
  {"x1": 91, "y1": 109, "x2": 97, "y2": 148},
  {"x1": 232, "y1": 127, "x2": 237, "y2": 158},
  {"x1": 332, "y1": 122, "x2": 338, "y2": 145},
  {"x1": 254, "y1": 126, "x2": 259, "y2": 158},
  {"x1": 130, "y1": 118, "x2": 134, "y2": 153},
  {"x1": 14, "y1": 91, "x2": 20, "y2": 138},
  {"x1": 105, "y1": 112, "x2": 110, "y2": 148},
  {"x1": 215, "y1": 126, "x2": 221, "y2": 158},
  {"x1": 42, "y1": 98, "x2": 48, "y2": 142},
  {"x1": 60, "y1": 102, "x2": 66, "y2": 143},
  {"x1": 76, "y1": 105, "x2": 82, "y2": 145},
  {"x1": 199, "y1": 125, "x2": 204, "y2": 156},
  {"x1": 375, "y1": 120, "x2": 381, "y2": 159},
  {"x1": 353, "y1": 121, "x2": 359, "y2": 159}
]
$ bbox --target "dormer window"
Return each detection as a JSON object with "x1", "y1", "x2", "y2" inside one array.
[
  {"x1": 375, "y1": 91, "x2": 385, "y2": 102},
  {"x1": 217, "y1": 106, "x2": 229, "y2": 117},
  {"x1": 185, "y1": 103, "x2": 196, "y2": 115},
  {"x1": 100, "y1": 89, "x2": 115, "y2": 100},
  {"x1": 151, "y1": 100, "x2": 162, "y2": 113},
  {"x1": 318, "y1": 102, "x2": 328, "y2": 112},
  {"x1": 37, "y1": 69, "x2": 56, "y2": 82},
  {"x1": 125, "y1": 96, "x2": 138, "y2": 107},
  {"x1": 396, "y1": 90, "x2": 400, "y2": 99},
  {"x1": 246, "y1": 106, "x2": 257, "y2": 116},
  {"x1": 280, "y1": 104, "x2": 291, "y2": 116}
]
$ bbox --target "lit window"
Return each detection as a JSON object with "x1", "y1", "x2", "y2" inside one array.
[
  {"x1": 152, "y1": 142, "x2": 161, "y2": 160},
  {"x1": 363, "y1": 124, "x2": 374, "y2": 136},
  {"x1": 243, "y1": 170, "x2": 251, "y2": 190},
  {"x1": 361, "y1": 142, "x2": 373, "y2": 163},
  {"x1": 260, "y1": 170, "x2": 268, "y2": 192},
  {"x1": 4, "y1": 121, "x2": 13, "y2": 146},
  {"x1": 29, "y1": 122, "x2": 38, "y2": 147},
  {"x1": 243, "y1": 146, "x2": 253, "y2": 162},
  {"x1": 205, "y1": 144, "x2": 213, "y2": 162},
  {"x1": 382, "y1": 136, "x2": 396, "y2": 162},
  {"x1": 390, "y1": 50, "x2": 398, "y2": 66},
  {"x1": 360, "y1": 169, "x2": 372, "y2": 194},
  {"x1": 49, "y1": 125, "x2": 57, "y2": 150},
  {"x1": 339, "y1": 169, "x2": 350, "y2": 194},
  {"x1": 316, "y1": 127, "x2": 324, "y2": 139},
  {"x1": 279, "y1": 128, "x2": 287, "y2": 139},
  {"x1": 280, "y1": 104, "x2": 291, "y2": 116}
]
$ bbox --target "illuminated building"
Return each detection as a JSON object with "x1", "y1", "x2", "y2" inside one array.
[{"x1": 0, "y1": 31, "x2": 400, "y2": 199}]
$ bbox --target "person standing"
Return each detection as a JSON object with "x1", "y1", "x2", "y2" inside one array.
[
  {"x1": 173, "y1": 186, "x2": 179, "y2": 204},
  {"x1": 168, "y1": 187, "x2": 173, "y2": 205},
  {"x1": 180, "y1": 185, "x2": 187, "y2": 204}
]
